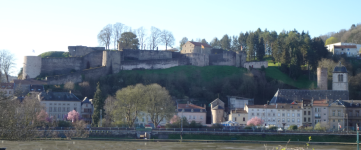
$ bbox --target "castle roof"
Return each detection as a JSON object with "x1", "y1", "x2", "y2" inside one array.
[
  {"x1": 270, "y1": 89, "x2": 349, "y2": 104},
  {"x1": 333, "y1": 62, "x2": 347, "y2": 73},
  {"x1": 188, "y1": 41, "x2": 212, "y2": 48}
]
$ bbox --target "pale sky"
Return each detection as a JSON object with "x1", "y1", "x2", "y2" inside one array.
[{"x1": 0, "y1": 0, "x2": 360, "y2": 76}]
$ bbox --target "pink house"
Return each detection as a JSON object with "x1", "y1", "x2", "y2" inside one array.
[{"x1": 177, "y1": 103, "x2": 207, "y2": 125}]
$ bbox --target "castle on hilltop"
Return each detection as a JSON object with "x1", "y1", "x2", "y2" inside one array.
[{"x1": 23, "y1": 41, "x2": 267, "y2": 85}]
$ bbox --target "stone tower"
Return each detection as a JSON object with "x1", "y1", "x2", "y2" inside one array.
[
  {"x1": 317, "y1": 68, "x2": 328, "y2": 90},
  {"x1": 23, "y1": 56, "x2": 42, "y2": 79},
  {"x1": 332, "y1": 62, "x2": 348, "y2": 91},
  {"x1": 102, "y1": 51, "x2": 121, "y2": 74},
  {"x1": 210, "y1": 98, "x2": 225, "y2": 124}
]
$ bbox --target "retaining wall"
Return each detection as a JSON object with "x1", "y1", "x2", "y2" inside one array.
[{"x1": 121, "y1": 59, "x2": 178, "y2": 70}]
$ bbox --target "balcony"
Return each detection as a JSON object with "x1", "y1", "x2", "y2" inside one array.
[{"x1": 314, "y1": 116, "x2": 321, "y2": 118}]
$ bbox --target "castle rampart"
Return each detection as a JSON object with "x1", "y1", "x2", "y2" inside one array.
[{"x1": 23, "y1": 44, "x2": 255, "y2": 85}]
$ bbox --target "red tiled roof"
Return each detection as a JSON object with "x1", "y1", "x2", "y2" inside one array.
[
  {"x1": 0, "y1": 83, "x2": 14, "y2": 89},
  {"x1": 313, "y1": 99, "x2": 328, "y2": 106},
  {"x1": 334, "y1": 45, "x2": 357, "y2": 48},
  {"x1": 178, "y1": 104, "x2": 205, "y2": 109},
  {"x1": 188, "y1": 41, "x2": 212, "y2": 48}
]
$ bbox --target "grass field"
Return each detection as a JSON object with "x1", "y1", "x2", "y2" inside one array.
[
  {"x1": 119, "y1": 65, "x2": 248, "y2": 82},
  {"x1": 164, "y1": 134, "x2": 355, "y2": 142}
]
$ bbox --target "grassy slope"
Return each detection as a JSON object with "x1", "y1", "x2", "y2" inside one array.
[
  {"x1": 39, "y1": 51, "x2": 69, "y2": 58},
  {"x1": 118, "y1": 63, "x2": 315, "y2": 89},
  {"x1": 264, "y1": 57, "x2": 316, "y2": 89},
  {"x1": 119, "y1": 65, "x2": 248, "y2": 82}
]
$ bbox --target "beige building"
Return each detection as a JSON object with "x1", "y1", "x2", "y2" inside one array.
[
  {"x1": 0, "y1": 83, "x2": 14, "y2": 97},
  {"x1": 313, "y1": 100, "x2": 329, "y2": 126},
  {"x1": 180, "y1": 41, "x2": 212, "y2": 54},
  {"x1": 275, "y1": 103, "x2": 303, "y2": 128},
  {"x1": 177, "y1": 103, "x2": 207, "y2": 125},
  {"x1": 342, "y1": 100, "x2": 361, "y2": 130},
  {"x1": 210, "y1": 98, "x2": 225, "y2": 124},
  {"x1": 329, "y1": 100, "x2": 346, "y2": 130},
  {"x1": 228, "y1": 109, "x2": 248, "y2": 126}
]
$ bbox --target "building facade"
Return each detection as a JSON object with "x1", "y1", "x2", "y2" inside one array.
[
  {"x1": 228, "y1": 109, "x2": 248, "y2": 126},
  {"x1": 81, "y1": 97, "x2": 94, "y2": 124},
  {"x1": 332, "y1": 62, "x2": 348, "y2": 91},
  {"x1": 227, "y1": 96, "x2": 254, "y2": 110},
  {"x1": 275, "y1": 103, "x2": 303, "y2": 128},
  {"x1": 312, "y1": 100, "x2": 329, "y2": 127},
  {"x1": 177, "y1": 103, "x2": 207, "y2": 125},
  {"x1": 0, "y1": 83, "x2": 14, "y2": 97},
  {"x1": 245, "y1": 104, "x2": 277, "y2": 127},
  {"x1": 326, "y1": 42, "x2": 361, "y2": 57}
]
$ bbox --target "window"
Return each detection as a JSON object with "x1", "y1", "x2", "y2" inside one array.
[
  {"x1": 243, "y1": 117, "x2": 245, "y2": 121},
  {"x1": 273, "y1": 113, "x2": 275, "y2": 116},
  {"x1": 282, "y1": 119, "x2": 285, "y2": 122},
  {"x1": 278, "y1": 113, "x2": 280, "y2": 116},
  {"x1": 193, "y1": 116, "x2": 196, "y2": 119},
  {"x1": 338, "y1": 119, "x2": 341, "y2": 122},
  {"x1": 278, "y1": 119, "x2": 280, "y2": 122},
  {"x1": 324, "y1": 113, "x2": 326, "y2": 116},
  {"x1": 297, "y1": 119, "x2": 300, "y2": 123},
  {"x1": 332, "y1": 111, "x2": 336, "y2": 116},
  {"x1": 54, "y1": 107, "x2": 56, "y2": 112},
  {"x1": 297, "y1": 113, "x2": 300, "y2": 117},
  {"x1": 304, "y1": 111, "x2": 306, "y2": 115},
  {"x1": 257, "y1": 113, "x2": 259, "y2": 116},
  {"x1": 324, "y1": 107, "x2": 326, "y2": 109},
  {"x1": 338, "y1": 111, "x2": 341, "y2": 116},
  {"x1": 338, "y1": 74, "x2": 344, "y2": 82},
  {"x1": 200, "y1": 116, "x2": 203, "y2": 120},
  {"x1": 234, "y1": 117, "x2": 237, "y2": 121},
  {"x1": 287, "y1": 119, "x2": 290, "y2": 122},
  {"x1": 287, "y1": 113, "x2": 290, "y2": 117},
  {"x1": 50, "y1": 103, "x2": 52, "y2": 105},
  {"x1": 49, "y1": 107, "x2": 52, "y2": 112},
  {"x1": 308, "y1": 118, "x2": 311, "y2": 122},
  {"x1": 282, "y1": 113, "x2": 285, "y2": 117},
  {"x1": 252, "y1": 113, "x2": 254, "y2": 116},
  {"x1": 58, "y1": 107, "x2": 61, "y2": 112},
  {"x1": 333, "y1": 119, "x2": 335, "y2": 122},
  {"x1": 238, "y1": 114, "x2": 240, "y2": 117},
  {"x1": 268, "y1": 113, "x2": 270, "y2": 117},
  {"x1": 189, "y1": 115, "x2": 191, "y2": 119},
  {"x1": 74, "y1": 108, "x2": 77, "y2": 111},
  {"x1": 292, "y1": 119, "x2": 295, "y2": 122},
  {"x1": 304, "y1": 117, "x2": 306, "y2": 122},
  {"x1": 308, "y1": 111, "x2": 310, "y2": 115},
  {"x1": 292, "y1": 113, "x2": 295, "y2": 117},
  {"x1": 67, "y1": 107, "x2": 70, "y2": 112}
]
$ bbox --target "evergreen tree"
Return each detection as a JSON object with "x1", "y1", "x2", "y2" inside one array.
[
  {"x1": 289, "y1": 49, "x2": 301, "y2": 79},
  {"x1": 281, "y1": 47, "x2": 291, "y2": 65},
  {"x1": 220, "y1": 34, "x2": 231, "y2": 50},
  {"x1": 246, "y1": 33, "x2": 255, "y2": 60},
  {"x1": 201, "y1": 39, "x2": 208, "y2": 44},
  {"x1": 257, "y1": 37, "x2": 265, "y2": 60},
  {"x1": 92, "y1": 82, "x2": 105, "y2": 127}
]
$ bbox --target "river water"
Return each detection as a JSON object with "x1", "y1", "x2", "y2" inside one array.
[{"x1": 0, "y1": 140, "x2": 356, "y2": 150}]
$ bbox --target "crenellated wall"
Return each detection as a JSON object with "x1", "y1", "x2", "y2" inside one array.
[{"x1": 184, "y1": 53, "x2": 209, "y2": 66}]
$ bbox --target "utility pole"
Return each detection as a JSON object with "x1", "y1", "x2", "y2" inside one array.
[{"x1": 357, "y1": 123, "x2": 359, "y2": 150}]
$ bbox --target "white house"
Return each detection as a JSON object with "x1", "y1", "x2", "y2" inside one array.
[{"x1": 326, "y1": 42, "x2": 361, "y2": 57}]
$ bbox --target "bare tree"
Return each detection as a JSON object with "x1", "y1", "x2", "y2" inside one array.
[
  {"x1": 135, "y1": 27, "x2": 147, "y2": 50},
  {"x1": 97, "y1": 24, "x2": 113, "y2": 49},
  {"x1": 160, "y1": 30, "x2": 175, "y2": 50},
  {"x1": 0, "y1": 50, "x2": 15, "y2": 83},
  {"x1": 149, "y1": 26, "x2": 161, "y2": 50},
  {"x1": 113, "y1": 23, "x2": 125, "y2": 50},
  {"x1": 179, "y1": 37, "x2": 189, "y2": 50}
]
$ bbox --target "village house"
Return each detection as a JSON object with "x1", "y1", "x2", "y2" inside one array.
[
  {"x1": 312, "y1": 99, "x2": 329, "y2": 126},
  {"x1": 81, "y1": 97, "x2": 94, "y2": 124},
  {"x1": 0, "y1": 83, "x2": 14, "y2": 97},
  {"x1": 228, "y1": 109, "x2": 248, "y2": 126},
  {"x1": 177, "y1": 102, "x2": 207, "y2": 125}
]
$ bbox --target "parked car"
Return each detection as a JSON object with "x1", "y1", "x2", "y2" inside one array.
[{"x1": 277, "y1": 128, "x2": 283, "y2": 131}]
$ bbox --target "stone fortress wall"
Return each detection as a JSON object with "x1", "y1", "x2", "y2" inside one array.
[{"x1": 23, "y1": 45, "x2": 266, "y2": 85}]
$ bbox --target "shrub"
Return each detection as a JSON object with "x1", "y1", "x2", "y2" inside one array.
[
  {"x1": 269, "y1": 126, "x2": 278, "y2": 130},
  {"x1": 57, "y1": 120, "x2": 72, "y2": 127},
  {"x1": 244, "y1": 126, "x2": 252, "y2": 129},
  {"x1": 211, "y1": 123, "x2": 223, "y2": 129},
  {"x1": 288, "y1": 124, "x2": 298, "y2": 130}
]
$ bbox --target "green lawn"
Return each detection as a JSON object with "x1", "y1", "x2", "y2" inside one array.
[
  {"x1": 164, "y1": 134, "x2": 355, "y2": 142},
  {"x1": 265, "y1": 66, "x2": 316, "y2": 89},
  {"x1": 119, "y1": 65, "x2": 248, "y2": 82}
]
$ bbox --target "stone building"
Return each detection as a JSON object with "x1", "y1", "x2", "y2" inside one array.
[
  {"x1": 180, "y1": 41, "x2": 212, "y2": 54},
  {"x1": 301, "y1": 99, "x2": 313, "y2": 127},
  {"x1": 22, "y1": 44, "x2": 249, "y2": 85},
  {"x1": 328, "y1": 100, "x2": 346, "y2": 130},
  {"x1": 177, "y1": 102, "x2": 207, "y2": 125},
  {"x1": 342, "y1": 100, "x2": 361, "y2": 130},
  {"x1": 210, "y1": 98, "x2": 225, "y2": 124},
  {"x1": 332, "y1": 62, "x2": 348, "y2": 91}
]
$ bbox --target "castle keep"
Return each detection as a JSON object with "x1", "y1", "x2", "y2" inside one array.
[{"x1": 23, "y1": 42, "x2": 261, "y2": 85}]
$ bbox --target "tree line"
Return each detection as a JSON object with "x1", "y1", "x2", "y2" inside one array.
[{"x1": 97, "y1": 23, "x2": 175, "y2": 50}]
